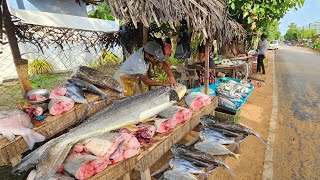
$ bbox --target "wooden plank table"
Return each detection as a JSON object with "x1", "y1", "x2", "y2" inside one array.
[
  {"x1": 89, "y1": 98, "x2": 218, "y2": 180},
  {"x1": 0, "y1": 90, "x2": 120, "y2": 166},
  {"x1": 215, "y1": 63, "x2": 247, "y2": 78}
]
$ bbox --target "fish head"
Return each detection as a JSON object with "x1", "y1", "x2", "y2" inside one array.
[{"x1": 169, "y1": 89, "x2": 180, "y2": 102}]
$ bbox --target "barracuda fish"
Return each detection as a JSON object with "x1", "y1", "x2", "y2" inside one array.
[
  {"x1": 13, "y1": 87, "x2": 182, "y2": 180},
  {"x1": 200, "y1": 128, "x2": 236, "y2": 144},
  {"x1": 171, "y1": 144, "x2": 235, "y2": 176},
  {"x1": 67, "y1": 78, "x2": 109, "y2": 99},
  {"x1": 72, "y1": 66, "x2": 124, "y2": 93},
  {"x1": 200, "y1": 115, "x2": 266, "y2": 144}
]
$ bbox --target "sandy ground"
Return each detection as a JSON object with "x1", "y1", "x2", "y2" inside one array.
[{"x1": 206, "y1": 50, "x2": 275, "y2": 180}]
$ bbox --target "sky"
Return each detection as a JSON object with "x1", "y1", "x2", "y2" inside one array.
[{"x1": 279, "y1": 0, "x2": 320, "y2": 35}]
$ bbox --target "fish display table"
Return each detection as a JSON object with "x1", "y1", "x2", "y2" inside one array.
[
  {"x1": 0, "y1": 90, "x2": 120, "y2": 166},
  {"x1": 89, "y1": 98, "x2": 218, "y2": 180},
  {"x1": 215, "y1": 63, "x2": 247, "y2": 79}
]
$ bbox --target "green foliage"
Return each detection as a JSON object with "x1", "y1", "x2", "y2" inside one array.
[
  {"x1": 28, "y1": 58, "x2": 54, "y2": 75},
  {"x1": 30, "y1": 74, "x2": 69, "y2": 89},
  {"x1": 284, "y1": 23, "x2": 318, "y2": 41},
  {"x1": 228, "y1": 0, "x2": 304, "y2": 32},
  {"x1": 261, "y1": 21, "x2": 281, "y2": 40},
  {"x1": 151, "y1": 66, "x2": 169, "y2": 82},
  {"x1": 166, "y1": 56, "x2": 185, "y2": 66},
  {"x1": 88, "y1": 2, "x2": 114, "y2": 20},
  {"x1": 89, "y1": 50, "x2": 121, "y2": 67},
  {"x1": 311, "y1": 39, "x2": 320, "y2": 50}
]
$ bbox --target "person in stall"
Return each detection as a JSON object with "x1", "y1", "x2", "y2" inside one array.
[
  {"x1": 198, "y1": 44, "x2": 216, "y2": 85},
  {"x1": 114, "y1": 41, "x2": 178, "y2": 96},
  {"x1": 256, "y1": 34, "x2": 268, "y2": 74}
]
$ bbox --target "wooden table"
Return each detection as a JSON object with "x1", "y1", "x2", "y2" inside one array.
[
  {"x1": 89, "y1": 98, "x2": 218, "y2": 180},
  {"x1": 0, "y1": 89, "x2": 120, "y2": 166},
  {"x1": 215, "y1": 63, "x2": 247, "y2": 78}
]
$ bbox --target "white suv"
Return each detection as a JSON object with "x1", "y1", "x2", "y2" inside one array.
[{"x1": 269, "y1": 40, "x2": 279, "y2": 50}]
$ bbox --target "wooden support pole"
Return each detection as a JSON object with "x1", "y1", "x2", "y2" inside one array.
[
  {"x1": 2, "y1": 0, "x2": 32, "y2": 94},
  {"x1": 204, "y1": 39, "x2": 211, "y2": 95},
  {"x1": 140, "y1": 168, "x2": 151, "y2": 180},
  {"x1": 143, "y1": 26, "x2": 152, "y2": 91}
]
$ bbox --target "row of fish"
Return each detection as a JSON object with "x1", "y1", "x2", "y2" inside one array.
[
  {"x1": 217, "y1": 80, "x2": 251, "y2": 109},
  {"x1": 161, "y1": 115, "x2": 265, "y2": 180}
]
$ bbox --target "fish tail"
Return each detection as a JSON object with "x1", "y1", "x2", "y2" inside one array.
[
  {"x1": 252, "y1": 132, "x2": 266, "y2": 144},
  {"x1": 12, "y1": 139, "x2": 55, "y2": 174},
  {"x1": 215, "y1": 159, "x2": 235, "y2": 176},
  {"x1": 233, "y1": 153, "x2": 241, "y2": 160},
  {"x1": 22, "y1": 130, "x2": 46, "y2": 150}
]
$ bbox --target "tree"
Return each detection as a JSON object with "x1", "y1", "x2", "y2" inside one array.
[
  {"x1": 261, "y1": 21, "x2": 281, "y2": 40},
  {"x1": 228, "y1": 0, "x2": 304, "y2": 32},
  {"x1": 87, "y1": 2, "x2": 114, "y2": 20},
  {"x1": 284, "y1": 23, "x2": 318, "y2": 41}
]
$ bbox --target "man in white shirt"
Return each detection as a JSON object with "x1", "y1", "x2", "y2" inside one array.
[
  {"x1": 257, "y1": 34, "x2": 268, "y2": 74},
  {"x1": 114, "y1": 41, "x2": 178, "y2": 96}
]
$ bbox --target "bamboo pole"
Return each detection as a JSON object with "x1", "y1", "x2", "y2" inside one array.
[
  {"x1": 204, "y1": 39, "x2": 211, "y2": 95},
  {"x1": 143, "y1": 26, "x2": 152, "y2": 91},
  {"x1": 2, "y1": 0, "x2": 32, "y2": 94}
]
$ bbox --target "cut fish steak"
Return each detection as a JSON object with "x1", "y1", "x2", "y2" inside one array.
[
  {"x1": 158, "y1": 106, "x2": 192, "y2": 123},
  {"x1": 0, "y1": 110, "x2": 45, "y2": 150},
  {"x1": 120, "y1": 124, "x2": 156, "y2": 144},
  {"x1": 13, "y1": 86, "x2": 181, "y2": 180},
  {"x1": 185, "y1": 92, "x2": 211, "y2": 111},
  {"x1": 50, "y1": 87, "x2": 67, "y2": 99},
  {"x1": 29, "y1": 94, "x2": 47, "y2": 101},
  {"x1": 48, "y1": 96, "x2": 75, "y2": 116},
  {"x1": 154, "y1": 118, "x2": 178, "y2": 133}
]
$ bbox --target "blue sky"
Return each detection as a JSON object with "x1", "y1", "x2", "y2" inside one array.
[{"x1": 279, "y1": 0, "x2": 320, "y2": 35}]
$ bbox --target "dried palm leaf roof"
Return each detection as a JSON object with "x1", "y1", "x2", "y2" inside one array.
[{"x1": 106, "y1": 0, "x2": 232, "y2": 40}]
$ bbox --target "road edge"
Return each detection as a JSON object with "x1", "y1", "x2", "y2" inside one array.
[{"x1": 262, "y1": 50, "x2": 278, "y2": 180}]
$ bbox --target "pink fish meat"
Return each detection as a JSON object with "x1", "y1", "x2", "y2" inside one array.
[
  {"x1": 29, "y1": 94, "x2": 47, "y2": 101},
  {"x1": 48, "y1": 96, "x2": 74, "y2": 115},
  {"x1": 80, "y1": 133, "x2": 140, "y2": 164},
  {"x1": 120, "y1": 124, "x2": 156, "y2": 144},
  {"x1": 50, "y1": 87, "x2": 67, "y2": 99},
  {"x1": 154, "y1": 118, "x2": 178, "y2": 133},
  {"x1": 0, "y1": 110, "x2": 45, "y2": 149},
  {"x1": 158, "y1": 106, "x2": 193, "y2": 123},
  {"x1": 64, "y1": 155, "x2": 108, "y2": 180},
  {"x1": 185, "y1": 92, "x2": 211, "y2": 111},
  {"x1": 25, "y1": 105, "x2": 44, "y2": 118}
]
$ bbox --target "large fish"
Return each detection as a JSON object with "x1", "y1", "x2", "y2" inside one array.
[
  {"x1": 62, "y1": 83, "x2": 88, "y2": 104},
  {"x1": 13, "y1": 87, "x2": 181, "y2": 180},
  {"x1": 72, "y1": 66, "x2": 123, "y2": 93},
  {"x1": 199, "y1": 128, "x2": 236, "y2": 144},
  {"x1": 194, "y1": 142, "x2": 239, "y2": 159},
  {"x1": 200, "y1": 115, "x2": 266, "y2": 144},
  {"x1": 169, "y1": 157, "x2": 206, "y2": 174},
  {"x1": 67, "y1": 78, "x2": 109, "y2": 99},
  {"x1": 171, "y1": 144, "x2": 235, "y2": 176}
]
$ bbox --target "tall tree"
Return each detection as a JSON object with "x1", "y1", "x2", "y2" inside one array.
[{"x1": 261, "y1": 21, "x2": 282, "y2": 40}]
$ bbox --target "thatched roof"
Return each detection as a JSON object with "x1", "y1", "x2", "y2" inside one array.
[{"x1": 106, "y1": 0, "x2": 238, "y2": 41}]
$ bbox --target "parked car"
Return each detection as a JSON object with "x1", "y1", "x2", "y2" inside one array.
[{"x1": 269, "y1": 40, "x2": 279, "y2": 50}]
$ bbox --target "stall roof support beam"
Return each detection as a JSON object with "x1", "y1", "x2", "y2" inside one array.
[
  {"x1": 204, "y1": 39, "x2": 211, "y2": 95},
  {"x1": 2, "y1": 0, "x2": 31, "y2": 94}
]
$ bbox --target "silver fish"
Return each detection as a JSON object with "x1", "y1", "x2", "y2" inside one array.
[
  {"x1": 72, "y1": 66, "x2": 123, "y2": 93},
  {"x1": 218, "y1": 97, "x2": 239, "y2": 109},
  {"x1": 200, "y1": 128, "x2": 236, "y2": 144},
  {"x1": 61, "y1": 82, "x2": 88, "y2": 104},
  {"x1": 163, "y1": 170, "x2": 197, "y2": 180},
  {"x1": 67, "y1": 78, "x2": 109, "y2": 99},
  {"x1": 13, "y1": 87, "x2": 182, "y2": 180},
  {"x1": 169, "y1": 157, "x2": 206, "y2": 174},
  {"x1": 194, "y1": 142, "x2": 239, "y2": 159}
]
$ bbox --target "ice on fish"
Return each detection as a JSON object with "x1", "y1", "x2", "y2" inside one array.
[
  {"x1": 0, "y1": 110, "x2": 45, "y2": 149},
  {"x1": 195, "y1": 142, "x2": 239, "y2": 159},
  {"x1": 169, "y1": 157, "x2": 206, "y2": 174},
  {"x1": 48, "y1": 96, "x2": 74, "y2": 116},
  {"x1": 185, "y1": 92, "x2": 211, "y2": 111},
  {"x1": 200, "y1": 128, "x2": 235, "y2": 144}
]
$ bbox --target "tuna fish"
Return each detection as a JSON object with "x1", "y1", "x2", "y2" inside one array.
[
  {"x1": 199, "y1": 128, "x2": 236, "y2": 144},
  {"x1": 185, "y1": 92, "x2": 211, "y2": 111},
  {"x1": 163, "y1": 170, "x2": 197, "y2": 180},
  {"x1": 48, "y1": 96, "x2": 75, "y2": 116},
  {"x1": 169, "y1": 157, "x2": 206, "y2": 174},
  {"x1": 72, "y1": 66, "x2": 123, "y2": 93},
  {"x1": 67, "y1": 78, "x2": 109, "y2": 99},
  {"x1": 62, "y1": 83, "x2": 88, "y2": 104},
  {"x1": 154, "y1": 118, "x2": 178, "y2": 133},
  {"x1": 13, "y1": 86, "x2": 181, "y2": 179},
  {"x1": 64, "y1": 155, "x2": 108, "y2": 180},
  {"x1": 0, "y1": 110, "x2": 45, "y2": 150},
  {"x1": 119, "y1": 124, "x2": 156, "y2": 144},
  {"x1": 49, "y1": 87, "x2": 67, "y2": 99},
  {"x1": 200, "y1": 115, "x2": 266, "y2": 144},
  {"x1": 194, "y1": 142, "x2": 239, "y2": 159},
  {"x1": 171, "y1": 144, "x2": 235, "y2": 176},
  {"x1": 158, "y1": 106, "x2": 192, "y2": 123}
]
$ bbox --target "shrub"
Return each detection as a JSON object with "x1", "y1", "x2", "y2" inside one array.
[
  {"x1": 311, "y1": 39, "x2": 320, "y2": 50},
  {"x1": 28, "y1": 58, "x2": 54, "y2": 75},
  {"x1": 89, "y1": 50, "x2": 121, "y2": 67}
]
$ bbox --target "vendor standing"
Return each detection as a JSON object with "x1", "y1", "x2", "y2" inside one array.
[
  {"x1": 256, "y1": 34, "x2": 268, "y2": 74},
  {"x1": 115, "y1": 41, "x2": 178, "y2": 96},
  {"x1": 198, "y1": 44, "x2": 216, "y2": 85}
]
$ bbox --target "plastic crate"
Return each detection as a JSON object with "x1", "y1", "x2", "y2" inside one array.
[{"x1": 215, "y1": 107, "x2": 241, "y2": 123}]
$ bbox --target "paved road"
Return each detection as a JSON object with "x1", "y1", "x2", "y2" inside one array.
[{"x1": 273, "y1": 45, "x2": 320, "y2": 179}]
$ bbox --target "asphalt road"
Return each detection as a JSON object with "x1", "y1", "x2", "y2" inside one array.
[{"x1": 273, "y1": 45, "x2": 320, "y2": 179}]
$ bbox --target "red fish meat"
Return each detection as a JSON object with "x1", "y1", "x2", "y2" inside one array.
[
  {"x1": 50, "y1": 87, "x2": 67, "y2": 99},
  {"x1": 154, "y1": 118, "x2": 178, "y2": 133},
  {"x1": 185, "y1": 92, "x2": 211, "y2": 111},
  {"x1": 48, "y1": 96, "x2": 74, "y2": 115},
  {"x1": 158, "y1": 106, "x2": 193, "y2": 123},
  {"x1": 29, "y1": 94, "x2": 47, "y2": 101},
  {"x1": 120, "y1": 124, "x2": 156, "y2": 144}
]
